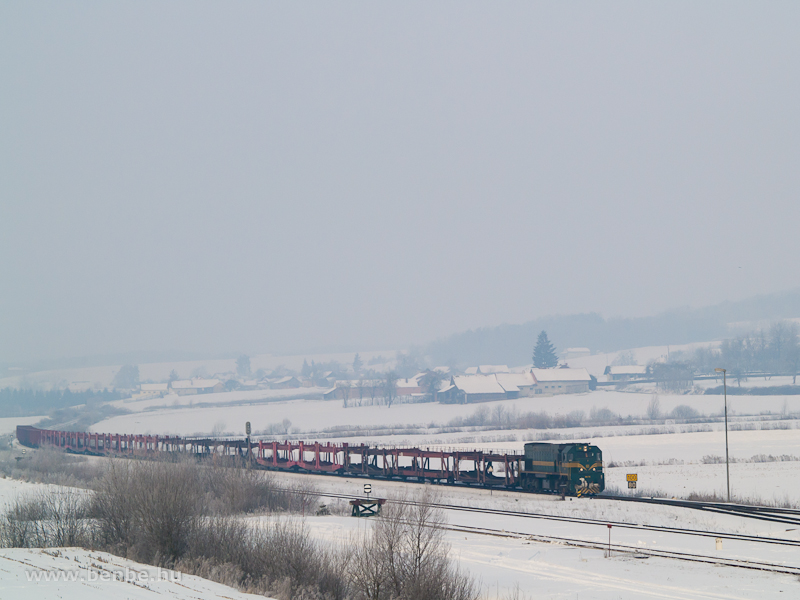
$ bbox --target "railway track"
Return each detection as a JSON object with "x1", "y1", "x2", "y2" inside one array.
[
  {"x1": 298, "y1": 489, "x2": 800, "y2": 548},
  {"x1": 299, "y1": 490, "x2": 800, "y2": 574},
  {"x1": 18, "y1": 425, "x2": 800, "y2": 531},
  {"x1": 443, "y1": 524, "x2": 800, "y2": 576},
  {"x1": 599, "y1": 495, "x2": 800, "y2": 527}
]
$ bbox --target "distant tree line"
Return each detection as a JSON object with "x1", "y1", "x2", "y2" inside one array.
[
  {"x1": 644, "y1": 321, "x2": 800, "y2": 390},
  {"x1": 424, "y1": 289, "x2": 800, "y2": 367},
  {"x1": 0, "y1": 388, "x2": 124, "y2": 418}
]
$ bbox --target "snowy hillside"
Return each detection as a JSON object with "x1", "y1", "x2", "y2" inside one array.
[{"x1": 0, "y1": 547, "x2": 274, "y2": 600}]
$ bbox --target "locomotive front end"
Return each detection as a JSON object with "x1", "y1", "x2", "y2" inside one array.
[{"x1": 568, "y1": 444, "x2": 604, "y2": 496}]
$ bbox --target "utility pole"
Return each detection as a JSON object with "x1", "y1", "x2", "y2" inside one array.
[{"x1": 715, "y1": 368, "x2": 731, "y2": 502}]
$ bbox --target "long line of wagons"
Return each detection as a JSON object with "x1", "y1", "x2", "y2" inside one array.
[{"x1": 16, "y1": 426, "x2": 604, "y2": 496}]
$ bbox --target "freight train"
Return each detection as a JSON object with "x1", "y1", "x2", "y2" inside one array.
[{"x1": 16, "y1": 426, "x2": 604, "y2": 496}]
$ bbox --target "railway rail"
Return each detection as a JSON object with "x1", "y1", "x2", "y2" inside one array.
[
  {"x1": 296, "y1": 489, "x2": 800, "y2": 549},
  {"x1": 300, "y1": 490, "x2": 800, "y2": 575},
  {"x1": 599, "y1": 495, "x2": 800, "y2": 527},
  {"x1": 445, "y1": 524, "x2": 800, "y2": 576}
]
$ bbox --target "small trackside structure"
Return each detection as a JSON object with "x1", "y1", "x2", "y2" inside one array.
[
  {"x1": 15, "y1": 425, "x2": 604, "y2": 496},
  {"x1": 350, "y1": 498, "x2": 386, "y2": 517}
]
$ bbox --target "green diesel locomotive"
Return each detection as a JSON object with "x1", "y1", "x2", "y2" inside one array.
[{"x1": 520, "y1": 442, "x2": 604, "y2": 496}]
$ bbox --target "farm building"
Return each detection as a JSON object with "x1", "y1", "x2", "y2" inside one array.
[
  {"x1": 269, "y1": 376, "x2": 301, "y2": 389},
  {"x1": 439, "y1": 375, "x2": 508, "y2": 403},
  {"x1": 495, "y1": 372, "x2": 537, "y2": 398},
  {"x1": 396, "y1": 373, "x2": 425, "y2": 395},
  {"x1": 530, "y1": 368, "x2": 591, "y2": 394},
  {"x1": 604, "y1": 365, "x2": 647, "y2": 381},
  {"x1": 170, "y1": 379, "x2": 224, "y2": 395}
]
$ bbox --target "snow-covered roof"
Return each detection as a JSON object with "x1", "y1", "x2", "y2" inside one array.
[
  {"x1": 495, "y1": 372, "x2": 535, "y2": 392},
  {"x1": 608, "y1": 365, "x2": 647, "y2": 376},
  {"x1": 272, "y1": 376, "x2": 299, "y2": 384},
  {"x1": 452, "y1": 375, "x2": 507, "y2": 395},
  {"x1": 531, "y1": 368, "x2": 591, "y2": 383},
  {"x1": 397, "y1": 379, "x2": 421, "y2": 389},
  {"x1": 397, "y1": 373, "x2": 426, "y2": 387},
  {"x1": 171, "y1": 378, "x2": 221, "y2": 389},
  {"x1": 464, "y1": 367, "x2": 479, "y2": 375}
]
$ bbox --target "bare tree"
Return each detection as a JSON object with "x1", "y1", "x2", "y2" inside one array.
[
  {"x1": 356, "y1": 378, "x2": 366, "y2": 405},
  {"x1": 383, "y1": 372, "x2": 398, "y2": 408},
  {"x1": 419, "y1": 370, "x2": 446, "y2": 401},
  {"x1": 336, "y1": 381, "x2": 351, "y2": 408},
  {"x1": 646, "y1": 394, "x2": 661, "y2": 420}
]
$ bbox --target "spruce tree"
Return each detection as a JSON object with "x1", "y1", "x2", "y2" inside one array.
[{"x1": 533, "y1": 331, "x2": 558, "y2": 368}]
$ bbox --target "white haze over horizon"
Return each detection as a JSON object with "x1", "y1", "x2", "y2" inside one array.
[{"x1": 2, "y1": 3, "x2": 800, "y2": 364}]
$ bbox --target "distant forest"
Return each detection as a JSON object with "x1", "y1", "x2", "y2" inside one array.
[
  {"x1": 425, "y1": 288, "x2": 800, "y2": 367},
  {"x1": 0, "y1": 388, "x2": 123, "y2": 418}
]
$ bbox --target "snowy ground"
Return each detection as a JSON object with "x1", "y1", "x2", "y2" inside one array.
[
  {"x1": 252, "y1": 470, "x2": 800, "y2": 599},
  {"x1": 1, "y1": 470, "x2": 799, "y2": 599},
  {"x1": 0, "y1": 480, "x2": 271, "y2": 599},
  {"x1": 0, "y1": 547, "x2": 272, "y2": 600},
  {"x1": 107, "y1": 386, "x2": 328, "y2": 414},
  {"x1": 296, "y1": 515, "x2": 799, "y2": 600}
]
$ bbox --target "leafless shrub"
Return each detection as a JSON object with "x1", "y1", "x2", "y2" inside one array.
[
  {"x1": 0, "y1": 496, "x2": 47, "y2": 547},
  {"x1": 350, "y1": 488, "x2": 479, "y2": 600},
  {"x1": 89, "y1": 457, "x2": 203, "y2": 564},
  {"x1": 0, "y1": 447, "x2": 103, "y2": 486},
  {"x1": 0, "y1": 488, "x2": 93, "y2": 548},
  {"x1": 199, "y1": 463, "x2": 301, "y2": 515},
  {"x1": 178, "y1": 517, "x2": 350, "y2": 600}
]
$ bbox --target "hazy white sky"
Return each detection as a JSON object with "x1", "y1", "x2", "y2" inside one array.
[{"x1": 2, "y1": 2, "x2": 799, "y2": 363}]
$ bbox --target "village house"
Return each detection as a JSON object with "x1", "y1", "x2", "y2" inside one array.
[
  {"x1": 438, "y1": 374, "x2": 508, "y2": 403},
  {"x1": 495, "y1": 372, "x2": 537, "y2": 398},
  {"x1": 604, "y1": 365, "x2": 647, "y2": 382},
  {"x1": 170, "y1": 378, "x2": 225, "y2": 395},
  {"x1": 530, "y1": 367, "x2": 591, "y2": 394},
  {"x1": 439, "y1": 368, "x2": 591, "y2": 402},
  {"x1": 323, "y1": 379, "x2": 383, "y2": 401},
  {"x1": 137, "y1": 383, "x2": 169, "y2": 398},
  {"x1": 396, "y1": 373, "x2": 425, "y2": 396},
  {"x1": 269, "y1": 376, "x2": 301, "y2": 389}
]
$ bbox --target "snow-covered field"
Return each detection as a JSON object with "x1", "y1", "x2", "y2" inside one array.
[
  {"x1": 107, "y1": 387, "x2": 328, "y2": 414},
  {"x1": 81, "y1": 387, "x2": 800, "y2": 503},
  {"x1": 90, "y1": 389, "x2": 800, "y2": 436}
]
